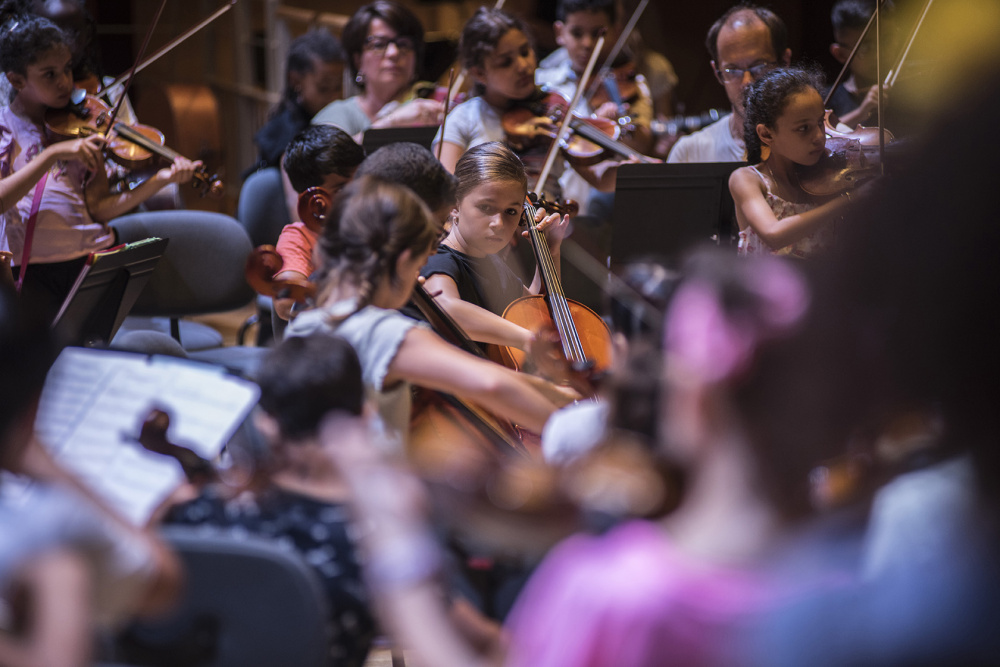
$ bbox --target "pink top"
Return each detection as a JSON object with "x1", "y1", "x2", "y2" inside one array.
[
  {"x1": 0, "y1": 106, "x2": 114, "y2": 265},
  {"x1": 274, "y1": 221, "x2": 320, "y2": 278},
  {"x1": 737, "y1": 165, "x2": 835, "y2": 259},
  {"x1": 504, "y1": 521, "x2": 778, "y2": 667}
]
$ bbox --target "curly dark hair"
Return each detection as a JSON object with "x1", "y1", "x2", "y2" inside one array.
[
  {"x1": 0, "y1": 11, "x2": 69, "y2": 97},
  {"x1": 283, "y1": 125, "x2": 365, "y2": 193},
  {"x1": 340, "y1": 1, "x2": 425, "y2": 89},
  {"x1": 742, "y1": 66, "x2": 825, "y2": 164}
]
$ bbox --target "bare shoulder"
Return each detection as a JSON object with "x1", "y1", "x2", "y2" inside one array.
[{"x1": 729, "y1": 165, "x2": 766, "y2": 196}]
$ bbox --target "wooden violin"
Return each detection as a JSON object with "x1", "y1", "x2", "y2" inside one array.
[
  {"x1": 495, "y1": 193, "x2": 612, "y2": 378},
  {"x1": 796, "y1": 111, "x2": 895, "y2": 197},
  {"x1": 45, "y1": 91, "x2": 224, "y2": 197},
  {"x1": 502, "y1": 89, "x2": 654, "y2": 166}
]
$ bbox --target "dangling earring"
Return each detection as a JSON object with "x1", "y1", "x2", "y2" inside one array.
[{"x1": 760, "y1": 144, "x2": 771, "y2": 161}]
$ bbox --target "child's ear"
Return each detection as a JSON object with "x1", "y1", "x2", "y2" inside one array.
[
  {"x1": 554, "y1": 21, "x2": 566, "y2": 47},
  {"x1": 756, "y1": 123, "x2": 773, "y2": 146},
  {"x1": 830, "y1": 43, "x2": 849, "y2": 65},
  {"x1": 5, "y1": 71, "x2": 25, "y2": 92}
]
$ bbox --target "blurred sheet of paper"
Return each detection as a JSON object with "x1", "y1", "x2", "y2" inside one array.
[{"x1": 21, "y1": 347, "x2": 259, "y2": 525}]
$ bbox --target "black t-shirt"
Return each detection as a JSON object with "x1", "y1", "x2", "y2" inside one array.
[{"x1": 419, "y1": 245, "x2": 525, "y2": 316}]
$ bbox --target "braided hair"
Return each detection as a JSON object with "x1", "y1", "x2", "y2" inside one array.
[
  {"x1": 317, "y1": 176, "x2": 437, "y2": 320},
  {"x1": 742, "y1": 66, "x2": 825, "y2": 164}
]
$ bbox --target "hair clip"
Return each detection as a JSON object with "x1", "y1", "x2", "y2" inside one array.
[{"x1": 8, "y1": 20, "x2": 19, "y2": 32}]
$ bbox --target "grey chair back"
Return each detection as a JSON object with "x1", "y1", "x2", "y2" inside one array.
[
  {"x1": 112, "y1": 211, "x2": 255, "y2": 317},
  {"x1": 238, "y1": 167, "x2": 292, "y2": 247},
  {"x1": 117, "y1": 526, "x2": 329, "y2": 667}
]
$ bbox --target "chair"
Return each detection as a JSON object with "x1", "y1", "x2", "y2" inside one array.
[
  {"x1": 115, "y1": 526, "x2": 330, "y2": 667},
  {"x1": 237, "y1": 167, "x2": 293, "y2": 346},
  {"x1": 110, "y1": 211, "x2": 255, "y2": 352}
]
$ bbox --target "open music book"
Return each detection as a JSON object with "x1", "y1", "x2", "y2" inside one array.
[{"x1": 5, "y1": 347, "x2": 259, "y2": 525}]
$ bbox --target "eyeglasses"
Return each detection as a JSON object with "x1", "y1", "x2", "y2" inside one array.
[
  {"x1": 363, "y1": 35, "x2": 416, "y2": 55},
  {"x1": 717, "y1": 61, "x2": 778, "y2": 83}
]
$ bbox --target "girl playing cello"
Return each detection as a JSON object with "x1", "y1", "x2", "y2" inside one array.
[
  {"x1": 422, "y1": 141, "x2": 568, "y2": 352},
  {"x1": 284, "y1": 176, "x2": 574, "y2": 450}
]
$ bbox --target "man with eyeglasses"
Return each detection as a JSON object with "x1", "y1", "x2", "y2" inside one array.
[{"x1": 668, "y1": 4, "x2": 791, "y2": 163}]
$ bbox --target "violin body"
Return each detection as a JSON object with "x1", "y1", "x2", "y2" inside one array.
[
  {"x1": 45, "y1": 93, "x2": 223, "y2": 197},
  {"x1": 502, "y1": 90, "x2": 628, "y2": 166},
  {"x1": 797, "y1": 111, "x2": 895, "y2": 197}
]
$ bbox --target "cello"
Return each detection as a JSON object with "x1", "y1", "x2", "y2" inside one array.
[
  {"x1": 495, "y1": 193, "x2": 612, "y2": 379},
  {"x1": 242, "y1": 185, "x2": 534, "y2": 461}
]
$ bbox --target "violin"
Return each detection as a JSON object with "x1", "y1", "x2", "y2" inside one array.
[
  {"x1": 796, "y1": 111, "x2": 895, "y2": 197},
  {"x1": 495, "y1": 193, "x2": 612, "y2": 378},
  {"x1": 45, "y1": 90, "x2": 224, "y2": 197},
  {"x1": 136, "y1": 408, "x2": 217, "y2": 485},
  {"x1": 502, "y1": 89, "x2": 654, "y2": 166}
]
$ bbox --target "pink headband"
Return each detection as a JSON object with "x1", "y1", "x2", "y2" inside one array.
[{"x1": 664, "y1": 258, "x2": 809, "y2": 384}]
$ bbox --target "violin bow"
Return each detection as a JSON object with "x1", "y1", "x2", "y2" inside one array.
[
  {"x1": 104, "y1": 0, "x2": 239, "y2": 92},
  {"x1": 582, "y1": 0, "x2": 649, "y2": 104},
  {"x1": 437, "y1": 68, "x2": 457, "y2": 161},
  {"x1": 534, "y1": 35, "x2": 605, "y2": 197},
  {"x1": 102, "y1": 0, "x2": 170, "y2": 142}
]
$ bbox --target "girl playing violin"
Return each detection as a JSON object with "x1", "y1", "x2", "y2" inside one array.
[
  {"x1": 729, "y1": 67, "x2": 856, "y2": 258},
  {"x1": 284, "y1": 176, "x2": 574, "y2": 450},
  {"x1": 0, "y1": 14, "x2": 199, "y2": 318},
  {"x1": 422, "y1": 141, "x2": 568, "y2": 352}
]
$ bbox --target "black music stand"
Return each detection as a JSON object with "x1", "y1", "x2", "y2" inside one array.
[
  {"x1": 611, "y1": 162, "x2": 744, "y2": 266},
  {"x1": 361, "y1": 126, "x2": 438, "y2": 154},
  {"x1": 51, "y1": 237, "x2": 168, "y2": 347}
]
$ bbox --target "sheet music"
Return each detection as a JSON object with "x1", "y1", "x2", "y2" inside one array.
[{"x1": 23, "y1": 347, "x2": 260, "y2": 525}]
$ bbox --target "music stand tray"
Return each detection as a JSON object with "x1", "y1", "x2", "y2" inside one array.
[
  {"x1": 611, "y1": 162, "x2": 744, "y2": 266},
  {"x1": 52, "y1": 237, "x2": 169, "y2": 347},
  {"x1": 362, "y1": 126, "x2": 438, "y2": 154}
]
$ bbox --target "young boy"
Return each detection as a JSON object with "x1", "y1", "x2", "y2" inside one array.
[
  {"x1": 828, "y1": 0, "x2": 895, "y2": 128},
  {"x1": 536, "y1": 0, "x2": 654, "y2": 154},
  {"x1": 273, "y1": 124, "x2": 365, "y2": 320}
]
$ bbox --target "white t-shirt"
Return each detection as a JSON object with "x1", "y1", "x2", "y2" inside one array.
[
  {"x1": 434, "y1": 96, "x2": 565, "y2": 199},
  {"x1": 667, "y1": 113, "x2": 745, "y2": 163},
  {"x1": 285, "y1": 303, "x2": 425, "y2": 451}
]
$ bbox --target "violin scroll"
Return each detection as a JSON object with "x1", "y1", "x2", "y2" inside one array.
[
  {"x1": 297, "y1": 186, "x2": 334, "y2": 234},
  {"x1": 244, "y1": 246, "x2": 316, "y2": 303}
]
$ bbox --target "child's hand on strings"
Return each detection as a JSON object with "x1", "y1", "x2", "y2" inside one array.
[
  {"x1": 48, "y1": 134, "x2": 105, "y2": 171},
  {"x1": 156, "y1": 157, "x2": 202, "y2": 185},
  {"x1": 524, "y1": 206, "x2": 570, "y2": 253}
]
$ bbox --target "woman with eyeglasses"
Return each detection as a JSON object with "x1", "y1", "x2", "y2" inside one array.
[{"x1": 311, "y1": 1, "x2": 443, "y2": 141}]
